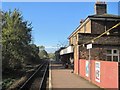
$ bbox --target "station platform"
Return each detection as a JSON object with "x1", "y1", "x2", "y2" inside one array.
[{"x1": 49, "y1": 61, "x2": 103, "y2": 89}]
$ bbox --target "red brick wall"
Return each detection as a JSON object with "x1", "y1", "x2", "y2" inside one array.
[{"x1": 79, "y1": 59, "x2": 119, "y2": 89}]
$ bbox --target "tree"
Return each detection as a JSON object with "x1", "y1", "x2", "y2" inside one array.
[
  {"x1": 2, "y1": 10, "x2": 43, "y2": 90},
  {"x1": 38, "y1": 46, "x2": 48, "y2": 59},
  {"x1": 28, "y1": 44, "x2": 40, "y2": 63},
  {"x1": 39, "y1": 50, "x2": 48, "y2": 59},
  {"x1": 48, "y1": 53, "x2": 55, "y2": 59},
  {"x1": 2, "y1": 9, "x2": 34, "y2": 70},
  {"x1": 39, "y1": 45, "x2": 45, "y2": 51}
]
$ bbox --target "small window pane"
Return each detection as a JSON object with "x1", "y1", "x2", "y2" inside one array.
[
  {"x1": 113, "y1": 56, "x2": 118, "y2": 62},
  {"x1": 113, "y1": 50, "x2": 118, "y2": 54},
  {"x1": 107, "y1": 56, "x2": 112, "y2": 61},
  {"x1": 107, "y1": 50, "x2": 112, "y2": 54}
]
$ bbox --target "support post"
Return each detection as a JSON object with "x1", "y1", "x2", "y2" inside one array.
[{"x1": 89, "y1": 48, "x2": 91, "y2": 82}]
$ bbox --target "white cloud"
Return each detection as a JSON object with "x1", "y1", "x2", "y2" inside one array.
[
  {"x1": 45, "y1": 46, "x2": 58, "y2": 49},
  {"x1": 45, "y1": 46, "x2": 57, "y2": 53},
  {"x1": 44, "y1": 46, "x2": 58, "y2": 53}
]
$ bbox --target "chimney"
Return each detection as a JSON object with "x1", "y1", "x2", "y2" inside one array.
[
  {"x1": 80, "y1": 19, "x2": 84, "y2": 24},
  {"x1": 94, "y1": 1, "x2": 107, "y2": 15}
]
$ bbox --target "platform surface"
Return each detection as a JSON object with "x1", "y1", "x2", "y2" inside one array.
[{"x1": 50, "y1": 61, "x2": 103, "y2": 89}]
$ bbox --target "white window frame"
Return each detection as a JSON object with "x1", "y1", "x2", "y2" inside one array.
[{"x1": 106, "y1": 49, "x2": 119, "y2": 62}]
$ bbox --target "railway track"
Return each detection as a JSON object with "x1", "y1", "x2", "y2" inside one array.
[{"x1": 19, "y1": 61, "x2": 49, "y2": 90}]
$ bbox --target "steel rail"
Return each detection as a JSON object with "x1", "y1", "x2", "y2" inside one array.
[
  {"x1": 19, "y1": 62, "x2": 46, "y2": 90},
  {"x1": 39, "y1": 62, "x2": 49, "y2": 90}
]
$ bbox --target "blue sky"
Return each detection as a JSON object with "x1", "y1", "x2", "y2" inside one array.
[{"x1": 2, "y1": 2, "x2": 119, "y2": 53}]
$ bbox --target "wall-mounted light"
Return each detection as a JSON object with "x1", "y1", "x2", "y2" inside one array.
[
  {"x1": 91, "y1": 40, "x2": 94, "y2": 43},
  {"x1": 82, "y1": 44, "x2": 85, "y2": 47},
  {"x1": 106, "y1": 31, "x2": 110, "y2": 35}
]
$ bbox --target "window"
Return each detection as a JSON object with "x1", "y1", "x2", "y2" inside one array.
[
  {"x1": 106, "y1": 56, "x2": 112, "y2": 61},
  {"x1": 113, "y1": 56, "x2": 118, "y2": 62},
  {"x1": 107, "y1": 50, "x2": 112, "y2": 54},
  {"x1": 106, "y1": 49, "x2": 119, "y2": 62},
  {"x1": 113, "y1": 50, "x2": 117, "y2": 54}
]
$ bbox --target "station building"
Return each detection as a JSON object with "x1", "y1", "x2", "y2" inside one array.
[{"x1": 60, "y1": 2, "x2": 120, "y2": 89}]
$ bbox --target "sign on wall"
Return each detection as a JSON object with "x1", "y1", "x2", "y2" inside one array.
[
  {"x1": 95, "y1": 61, "x2": 100, "y2": 83},
  {"x1": 86, "y1": 61, "x2": 89, "y2": 77},
  {"x1": 87, "y1": 44, "x2": 92, "y2": 49}
]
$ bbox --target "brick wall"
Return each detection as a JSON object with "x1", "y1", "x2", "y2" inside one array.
[
  {"x1": 79, "y1": 45, "x2": 120, "y2": 61},
  {"x1": 91, "y1": 20, "x2": 120, "y2": 34},
  {"x1": 79, "y1": 46, "x2": 106, "y2": 60},
  {"x1": 78, "y1": 33, "x2": 120, "y2": 45}
]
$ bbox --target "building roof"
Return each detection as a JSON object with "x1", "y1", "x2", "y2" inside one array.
[
  {"x1": 88, "y1": 14, "x2": 120, "y2": 19},
  {"x1": 68, "y1": 14, "x2": 120, "y2": 39}
]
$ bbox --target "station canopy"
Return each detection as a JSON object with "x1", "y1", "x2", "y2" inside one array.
[{"x1": 60, "y1": 46, "x2": 73, "y2": 55}]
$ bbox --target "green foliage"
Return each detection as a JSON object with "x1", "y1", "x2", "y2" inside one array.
[
  {"x1": 39, "y1": 45, "x2": 45, "y2": 51},
  {"x1": 39, "y1": 50, "x2": 48, "y2": 59},
  {"x1": 48, "y1": 53, "x2": 55, "y2": 59},
  {"x1": 38, "y1": 46, "x2": 48, "y2": 59},
  {"x1": 28, "y1": 44, "x2": 40, "y2": 63},
  {"x1": 2, "y1": 9, "x2": 40, "y2": 71}
]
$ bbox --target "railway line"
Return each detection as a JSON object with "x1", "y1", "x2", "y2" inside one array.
[{"x1": 18, "y1": 61, "x2": 49, "y2": 90}]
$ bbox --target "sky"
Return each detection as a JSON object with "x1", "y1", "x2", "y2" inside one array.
[{"x1": 2, "y1": 2, "x2": 119, "y2": 53}]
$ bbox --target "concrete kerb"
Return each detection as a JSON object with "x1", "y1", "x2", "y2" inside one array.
[{"x1": 49, "y1": 60, "x2": 52, "y2": 90}]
